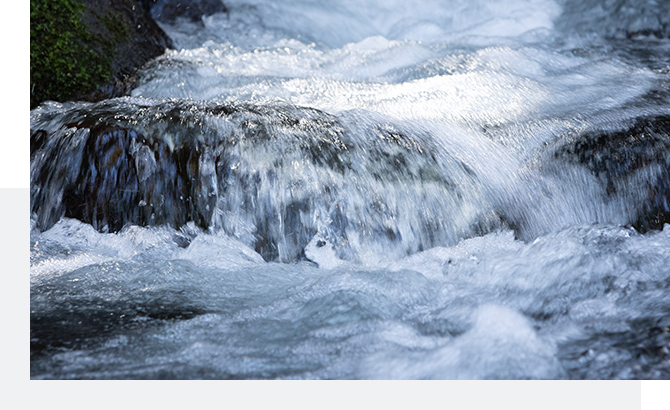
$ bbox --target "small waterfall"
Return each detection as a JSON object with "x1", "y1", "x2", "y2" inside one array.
[
  {"x1": 31, "y1": 98, "x2": 507, "y2": 262},
  {"x1": 31, "y1": 97, "x2": 670, "y2": 263}
]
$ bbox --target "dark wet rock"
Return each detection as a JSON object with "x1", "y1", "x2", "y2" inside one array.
[
  {"x1": 554, "y1": 115, "x2": 670, "y2": 233},
  {"x1": 556, "y1": 0, "x2": 670, "y2": 40},
  {"x1": 30, "y1": 99, "x2": 352, "y2": 260},
  {"x1": 634, "y1": 209, "x2": 670, "y2": 233},
  {"x1": 31, "y1": 123, "x2": 214, "y2": 234},
  {"x1": 79, "y1": 0, "x2": 174, "y2": 96},
  {"x1": 558, "y1": 315, "x2": 670, "y2": 379},
  {"x1": 30, "y1": 0, "x2": 173, "y2": 108},
  {"x1": 556, "y1": 116, "x2": 670, "y2": 194}
]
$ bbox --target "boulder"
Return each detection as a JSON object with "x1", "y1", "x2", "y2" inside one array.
[
  {"x1": 555, "y1": 115, "x2": 670, "y2": 233},
  {"x1": 30, "y1": 0, "x2": 173, "y2": 108}
]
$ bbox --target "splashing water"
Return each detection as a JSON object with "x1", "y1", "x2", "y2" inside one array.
[{"x1": 30, "y1": 0, "x2": 670, "y2": 379}]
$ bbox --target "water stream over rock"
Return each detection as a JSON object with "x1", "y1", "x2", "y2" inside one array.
[{"x1": 30, "y1": 0, "x2": 670, "y2": 379}]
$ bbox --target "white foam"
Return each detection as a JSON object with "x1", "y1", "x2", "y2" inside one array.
[
  {"x1": 178, "y1": 0, "x2": 562, "y2": 48},
  {"x1": 178, "y1": 232, "x2": 265, "y2": 269},
  {"x1": 304, "y1": 234, "x2": 347, "y2": 269},
  {"x1": 363, "y1": 304, "x2": 564, "y2": 379}
]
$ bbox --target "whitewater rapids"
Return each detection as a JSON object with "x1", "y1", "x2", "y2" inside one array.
[{"x1": 30, "y1": 0, "x2": 670, "y2": 379}]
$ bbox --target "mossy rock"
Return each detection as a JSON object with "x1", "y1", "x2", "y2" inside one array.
[{"x1": 30, "y1": 0, "x2": 172, "y2": 109}]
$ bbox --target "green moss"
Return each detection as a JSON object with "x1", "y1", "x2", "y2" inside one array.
[
  {"x1": 100, "y1": 9, "x2": 131, "y2": 44},
  {"x1": 30, "y1": 0, "x2": 113, "y2": 108}
]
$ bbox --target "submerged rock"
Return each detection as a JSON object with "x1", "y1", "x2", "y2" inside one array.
[
  {"x1": 556, "y1": 0, "x2": 670, "y2": 40},
  {"x1": 554, "y1": 115, "x2": 670, "y2": 233},
  {"x1": 143, "y1": 0, "x2": 228, "y2": 23}
]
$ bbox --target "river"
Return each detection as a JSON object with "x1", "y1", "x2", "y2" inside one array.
[{"x1": 30, "y1": 0, "x2": 670, "y2": 379}]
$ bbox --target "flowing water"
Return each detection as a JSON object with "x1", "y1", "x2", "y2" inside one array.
[{"x1": 30, "y1": 0, "x2": 670, "y2": 379}]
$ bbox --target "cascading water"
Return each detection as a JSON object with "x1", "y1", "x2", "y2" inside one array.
[{"x1": 30, "y1": 0, "x2": 670, "y2": 379}]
